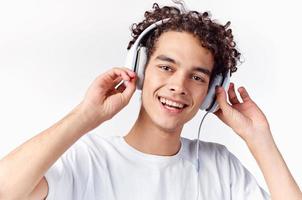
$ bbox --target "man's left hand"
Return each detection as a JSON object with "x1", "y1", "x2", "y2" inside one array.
[{"x1": 214, "y1": 82, "x2": 273, "y2": 145}]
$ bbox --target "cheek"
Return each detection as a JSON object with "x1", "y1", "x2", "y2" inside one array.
[
  {"x1": 143, "y1": 67, "x2": 165, "y2": 89},
  {"x1": 141, "y1": 72, "x2": 159, "y2": 100},
  {"x1": 192, "y1": 89, "x2": 208, "y2": 106},
  {"x1": 145, "y1": 66, "x2": 160, "y2": 79}
]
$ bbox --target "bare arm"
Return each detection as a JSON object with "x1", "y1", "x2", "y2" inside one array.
[
  {"x1": 247, "y1": 133, "x2": 302, "y2": 200},
  {"x1": 0, "y1": 68, "x2": 136, "y2": 200},
  {"x1": 0, "y1": 102, "x2": 102, "y2": 200},
  {"x1": 214, "y1": 83, "x2": 302, "y2": 200},
  {"x1": 27, "y1": 177, "x2": 49, "y2": 200}
]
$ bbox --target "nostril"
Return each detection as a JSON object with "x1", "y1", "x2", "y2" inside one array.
[{"x1": 169, "y1": 87, "x2": 187, "y2": 95}]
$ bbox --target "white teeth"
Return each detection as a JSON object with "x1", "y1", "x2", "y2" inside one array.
[{"x1": 159, "y1": 97, "x2": 185, "y2": 108}]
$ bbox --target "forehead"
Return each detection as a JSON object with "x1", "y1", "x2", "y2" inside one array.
[{"x1": 150, "y1": 31, "x2": 214, "y2": 72}]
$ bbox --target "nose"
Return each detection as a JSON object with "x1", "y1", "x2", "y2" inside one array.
[{"x1": 168, "y1": 72, "x2": 188, "y2": 96}]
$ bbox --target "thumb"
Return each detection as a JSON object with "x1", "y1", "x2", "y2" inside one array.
[
  {"x1": 214, "y1": 86, "x2": 236, "y2": 127},
  {"x1": 215, "y1": 86, "x2": 232, "y2": 114},
  {"x1": 121, "y1": 76, "x2": 137, "y2": 103}
]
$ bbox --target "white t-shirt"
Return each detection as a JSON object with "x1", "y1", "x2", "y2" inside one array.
[{"x1": 44, "y1": 133, "x2": 270, "y2": 200}]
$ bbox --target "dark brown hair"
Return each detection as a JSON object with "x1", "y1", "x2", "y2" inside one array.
[{"x1": 127, "y1": 3, "x2": 241, "y2": 82}]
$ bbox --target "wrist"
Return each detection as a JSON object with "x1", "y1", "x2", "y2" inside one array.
[
  {"x1": 244, "y1": 129, "x2": 276, "y2": 154},
  {"x1": 70, "y1": 102, "x2": 106, "y2": 134}
]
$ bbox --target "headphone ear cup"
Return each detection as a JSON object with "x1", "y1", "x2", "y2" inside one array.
[
  {"x1": 200, "y1": 74, "x2": 223, "y2": 111},
  {"x1": 200, "y1": 70, "x2": 230, "y2": 112},
  {"x1": 135, "y1": 47, "x2": 147, "y2": 90},
  {"x1": 212, "y1": 70, "x2": 230, "y2": 112}
]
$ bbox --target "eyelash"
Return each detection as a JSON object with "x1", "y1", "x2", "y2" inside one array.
[
  {"x1": 158, "y1": 65, "x2": 206, "y2": 83},
  {"x1": 159, "y1": 65, "x2": 173, "y2": 72},
  {"x1": 192, "y1": 75, "x2": 205, "y2": 83}
]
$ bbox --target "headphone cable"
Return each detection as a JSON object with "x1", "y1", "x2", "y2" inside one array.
[{"x1": 195, "y1": 111, "x2": 210, "y2": 200}]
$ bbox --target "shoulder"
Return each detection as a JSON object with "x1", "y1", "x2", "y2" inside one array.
[
  {"x1": 181, "y1": 137, "x2": 231, "y2": 161},
  {"x1": 44, "y1": 134, "x2": 120, "y2": 199},
  {"x1": 45, "y1": 134, "x2": 120, "y2": 180},
  {"x1": 51, "y1": 133, "x2": 120, "y2": 169},
  {"x1": 72, "y1": 133, "x2": 121, "y2": 157},
  {"x1": 79, "y1": 133, "x2": 119, "y2": 149},
  {"x1": 180, "y1": 137, "x2": 236, "y2": 176}
]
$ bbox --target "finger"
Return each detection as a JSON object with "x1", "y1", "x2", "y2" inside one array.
[
  {"x1": 109, "y1": 68, "x2": 130, "y2": 81},
  {"x1": 238, "y1": 86, "x2": 252, "y2": 102},
  {"x1": 215, "y1": 87, "x2": 246, "y2": 131},
  {"x1": 213, "y1": 88, "x2": 233, "y2": 126},
  {"x1": 112, "y1": 76, "x2": 123, "y2": 85},
  {"x1": 112, "y1": 67, "x2": 136, "y2": 79},
  {"x1": 228, "y1": 82, "x2": 240, "y2": 105},
  {"x1": 120, "y1": 76, "x2": 137, "y2": 104},
  {"x1": 122, "y1": 67, "x2": 136, "y2": 78},
  {"x1": 116, "y1": 81, "x2": 126, "y2": 93},
  {"x1": 215, "y1": 86, "x2": 233, "y2": 114},
  {"x1": 213, "y1": 107, "x2": 222, "y2": 118},
  {"x1": 112, "y1": 67, "x2": 136, "y2": 90},
  {"x1": 105, "y1": 77, "x2": 123, "y2": 96},
  {"x1": 110, "y1": 76, "x2": 131, "y2": 94},
  {"x1": 99, "y1": 68, "x2": 132, "y2": 89}
]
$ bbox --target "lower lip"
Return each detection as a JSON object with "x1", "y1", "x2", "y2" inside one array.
[{"x1": 158, "y1": 98, "x2": 185, "y2": 114}]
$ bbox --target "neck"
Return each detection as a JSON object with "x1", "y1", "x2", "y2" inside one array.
[{"x1": 124, "y1": 108, "x2": 182, "y2": 156}]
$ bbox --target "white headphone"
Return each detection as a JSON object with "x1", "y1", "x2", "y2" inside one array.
[{"x1": 124, "y1": 18, "x2": 230, "y2": 113}]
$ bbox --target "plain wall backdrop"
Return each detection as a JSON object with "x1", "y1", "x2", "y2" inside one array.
[{"x1": 0, "y1": 0, "x2": 301, "y2": 194}]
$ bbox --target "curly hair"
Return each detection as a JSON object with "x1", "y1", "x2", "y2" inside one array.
[{"x1": 127, "y1": 3, "x2": 241, "y2": 82}]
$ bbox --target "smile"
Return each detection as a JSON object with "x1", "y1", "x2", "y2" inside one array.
[{"x1": 157, "y1": 96, "x2": 188, "y2": 112}]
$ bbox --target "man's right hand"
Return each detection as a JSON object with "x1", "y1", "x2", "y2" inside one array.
[
  {"x1": 0, "y1": 67, "x2": 137, "y2": 200},
  {"x1": 76, "y1": 67, "x2": 137, "y2": 130}
]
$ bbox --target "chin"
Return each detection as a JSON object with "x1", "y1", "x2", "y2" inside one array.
[
  {"x1": 152, "y1": 117, "x2": 184, "y2": 133},
  {"x1": 139, "y1": 108, "x2": 182, "y2": 133}
]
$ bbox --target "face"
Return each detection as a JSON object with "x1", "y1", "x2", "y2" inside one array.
[{"x1": 140, "y1": 31, "x2": 214, "y2": 132}]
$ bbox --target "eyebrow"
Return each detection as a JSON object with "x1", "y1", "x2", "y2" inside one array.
[{"x1": 155, "y1": 54, "x2": 211, "y2": 77}]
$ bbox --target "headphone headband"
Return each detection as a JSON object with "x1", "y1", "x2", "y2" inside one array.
[{"x1": 125, "y1": 18, "x2": 170, "y2": 70}]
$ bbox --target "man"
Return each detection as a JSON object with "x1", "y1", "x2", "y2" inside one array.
[{"x1": 0, "y1": 3, "x2": 301, "y2": 200}]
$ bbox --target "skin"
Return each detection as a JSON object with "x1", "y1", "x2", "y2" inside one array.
[
  {"x1": 124, "y1": 31, "x2": 214, "y2": 156},
  {"x1": 0, "y1": 31, "x2": 301, "y2": 200}
]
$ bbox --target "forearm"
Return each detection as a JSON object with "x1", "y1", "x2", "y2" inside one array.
[
  {"x1": 0, "y1": 103, "x2": 99, "y2": 199},
  {"x1": 247, "y1": 131, "x2": 302, "y2": 200}
]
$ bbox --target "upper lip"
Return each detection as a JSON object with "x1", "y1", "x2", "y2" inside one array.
[{"x1": 158, "y1": 95, "x2": 189, "y2": 106}]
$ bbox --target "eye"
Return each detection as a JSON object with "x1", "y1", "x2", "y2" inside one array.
[
  {"x1": 159, "y1": 65, "x2": 173, "y2": 72},
  {"x1": 192, "y1": 75, "x2": 206, "y2": 83}
]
